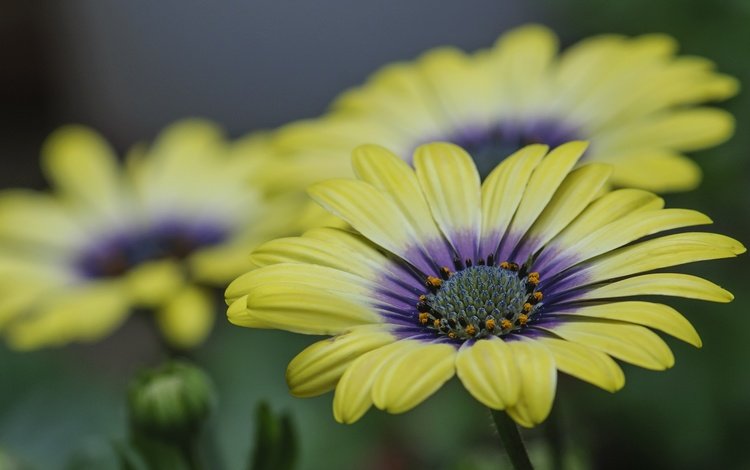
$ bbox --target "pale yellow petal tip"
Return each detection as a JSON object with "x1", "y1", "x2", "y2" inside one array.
[
  {"x1": 506, "y1": 407, "x2": 547, "y2": 429},
  {"x1": 413, "y1": 141, "x2": 472, "y2": 161},
  {"x1": 333, "y1": 392, "x2": 371, "y2": 424},
  {"x1": 226, "y1": 296, "x2": 253, "y2": 325},
  {"x1": 556, "y1": 140, "x2": 590, "y2": 156},
  {"x1": 351, "y1": 144, "x2": 402, "y2": 168},
  {"x1": 521, "y1": 143, "x2": 550, "y2": 155},
  {"x1": 306, "y1": 178, "x2": 351, "y2": 199},
  {"x1": 159, "y1": 118, "x2": 226, "y2": 142},
  {"x1": 723, "y1": 75, "x2": 741, "y2": 97},
  {"x1": 632, "y1": 33, "x2": 679, "y2": 56},
  {"x1": 418, "y1": 45, "x2": 469, "y2": 62},
  {"x1": 611, "y1": 374, "x2": 626, "y2": 393},
  {"x1": 498, "y1": 23, "x2": 558, "y2": 46},
  {"x1": 41, "y1": 125, "x2": 114, "y2": 168},
  {"x1": 332, "y1": 406, "x2": 363, "y2": 425},
  {"x1": 156, "y1": 287, "x2": 215, "y2": 349},
  {"x1": 43, "y1": 124, "x2": 101, "y2": 147}
]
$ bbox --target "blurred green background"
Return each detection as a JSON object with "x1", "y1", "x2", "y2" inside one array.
[{"x1": 0, "y1": 0, "x2": 748, "y2": 469}]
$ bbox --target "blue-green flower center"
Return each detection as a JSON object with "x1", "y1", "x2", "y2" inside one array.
[{"x1": 417, "y1": 262, "x2": 542, "y2": 341}]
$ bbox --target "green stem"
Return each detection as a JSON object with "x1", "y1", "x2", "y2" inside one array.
[
  {"x1": 179, "y1": 437, "x2": 202, "y2": 470},
  {"x1": 543, "y1": 405, "x2": 564, "y2": 470},
  {"x1": 490, "y1": 409, "x2": 534, "y2": 470}
]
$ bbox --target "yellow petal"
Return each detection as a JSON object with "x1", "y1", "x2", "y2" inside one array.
[
  {"x1": 485, "y1": 24, "x2": 558, "y2": 111},
  {"x1": 543, "y1": 320, "x2": 675, "y2": 370},
  {"x1": 540, "y1": 208, "x2": 712, "y2": 275},
  {"x1": 0, "y1": 282, "x2": 52, "y2": 328},
  {"x1": 156, "y1": 285, "x2": 215, "y2": 349},
  {"x1": 520, "y1": 163, "x2": 612, "y2": 258},
  {"x1": 502, "y1": 142, "x2": 587, "y2": 258},
  {"x1": 371, "y1": 342, "x2": 456, "y2": 414},
  {"x1": 287, "y1": 326, "x2": 394, "y2": 397},
  {"x1": 249, "y1": 232, "x2": 380, "y2": 280},
  {"x1": 535, "y1": 336, "x2": 624, "y2": 392},
  {"x1": 352, "y1": 144, "x2": 444, "y2": 244},
  {"x1": 608, "y1": 152, "x2": 702, "y2": 192},
  {"x1": 480, "y1": 144, "x2": 547, "y2": 256},
  {"x1": 555, "y1": 301, "x2": 701, "y2": 347},
  {"x1": 188, "y1": 241, "x2": 258, "y2": 285},
  {"x1": 41, "y1": 125, "x2": 123, "y2": 215},
  {"x1": 234, "y1": 283, "x2": 380, "y2": 335},
  {"x1": 548, "y1": 189, "x2": 663, "y2": 252},
  {"x1": 125, "y1": 259, "x2": 185, "y2": 307},
  {"x1": 599, "y1": 108, "x2": 735, "y2": 152},
  {"x1": 575, "y1": 273, "x2": 734, "y2": 303},
  {"x1": 505, "y1": 339, "x2": 557, "y2": 428},
  {"x1": 413, "y1": 143, "x2": 481, "y2": 255},
  {"x1": 226, "y1": 295, "x2": 250, "y2": 322},
  {"x1": 0, "y1": 190, "x2": 85, "y2": 249},
  {"x1": 455, "y1": 337, "x2": 520, "y2": 409},
  {"x1": 226, "y1": 263, "x2": 371, "y2": 305},
  {"x1": 333, "y1": 340, "x2": 416, "y2": 424},
  {"x1": 308, "y1": 179, "x2": 413, "y2": 258},
  {"x1": 416, "y1": 47, "x2": 495, "y2": 126},
  {"x1": 6, "y1": 281, "x2": 131, "y2": 350},
  {"x1": 576, "y1": 232, "x2": 744, "y2": 285}
]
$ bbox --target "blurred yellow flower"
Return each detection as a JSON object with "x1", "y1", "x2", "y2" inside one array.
[
  {"x1": 227, "y1": 142, "x2": 743, "y2": 427},
  {"x1": 0, "y1": 119, "x2": 293, "y2": 350},
  {"x1": 267, "y1": 24, "x2": 737, "y2": 194}
]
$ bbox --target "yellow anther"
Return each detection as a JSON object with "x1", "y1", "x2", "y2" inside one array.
[
  {"x1": 418, "y1": 312, "x2": 430, "y2": 325},
  {"x1": 500, "y1": 261, "x2": 520, "y2": 271},
  {"x1": 532, "y1": 291, "x2": 543, "y2": 302},
  {"x1": 465, "y1": 324, "x2": 477, "y2": 336},
  {"x1": 448, "y1": 332, "x2": 457, "y2": 339},
  {"x1": 522, "y1": 302, "x2": 533, "y2": 313},
  {"x1": 485, "y1": 319, "x2": 496, "y2": 331},
  {"x1": 419, "y1": 294, "x2": 427, "y2": 302},
  {"x1": 527, "y1": 272, "x2": 540, "y2": 286},
  {"x1": 518, "y1": 314, "x2": 528, "y2": 326},
  {"x1": 500, "y1": 319, "x2": 513, "y2": 330},
  {"x1": 439, "y1": 266, "x2": 452, "y2": 278},
  {"x1": 433, "y1": 319, "x2": 441, "y2": 329},
  {"x1": 426, "y1": 276, "x2": 443, "y2": 289}
]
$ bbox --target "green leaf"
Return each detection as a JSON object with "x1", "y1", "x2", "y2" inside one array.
[{"x1": 249, "y1": 402, "x2": 298, "y2": 470}]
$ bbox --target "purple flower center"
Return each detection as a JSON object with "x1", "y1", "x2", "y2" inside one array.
[
  {"x1": 75, "y1": 222, "x2": 228, "y2": 278},
  {"x1": 445, "y1": 119, "x2": 581, "y2": 177}
]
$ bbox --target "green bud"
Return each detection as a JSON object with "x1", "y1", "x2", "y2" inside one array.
[{"x1": 127, "y1": 360, "x2": 216, "y2": 442}]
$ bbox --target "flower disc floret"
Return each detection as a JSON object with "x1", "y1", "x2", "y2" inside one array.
[{"x1": 418, "y1": 264, "x2": 542, "y2": 340}]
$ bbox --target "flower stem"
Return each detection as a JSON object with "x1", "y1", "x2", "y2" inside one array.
[{"x1": 490, "y1": 409, "x2": 534, "y2": 470}]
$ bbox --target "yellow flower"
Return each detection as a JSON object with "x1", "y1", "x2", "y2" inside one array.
[
  {"x1": 267, "y1": 25, "x2": 737, "y2": 194},
  {"x1": 0, "y1": 119, "x2": 293, "y2": 350},
  {"x1": 227, "y1": 142, "x2": 743, "y2": 427}
]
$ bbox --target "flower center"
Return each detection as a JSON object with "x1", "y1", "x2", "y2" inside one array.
[
  {"x1": 447, "y1": 119, "x2": 580, "y2": 178},
  {"x1": 416, "y1": 261, "x2": 543, "y2": 341},
  {"x1": 75, "y1": 222, "x2": 228, "y2": 278}
]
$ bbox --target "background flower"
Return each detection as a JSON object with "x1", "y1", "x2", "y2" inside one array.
[
  {"x1": 0, "y1": 120, "x2": 294, "y2": 350},
  {"x1": 266, "y1": 24, "x2": 737, "y2": 195},
  {"x1": 228, "y1": 142, "x2": 742, "y2": 429}
]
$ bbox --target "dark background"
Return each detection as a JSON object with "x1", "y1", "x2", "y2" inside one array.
[{"x1": 1, "y1": 1, "x2": 748, "y2": 469}]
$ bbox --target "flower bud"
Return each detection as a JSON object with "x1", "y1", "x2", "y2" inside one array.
[{"x1": 128, "y1": 360, "x2": 216, "y2": 442}]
